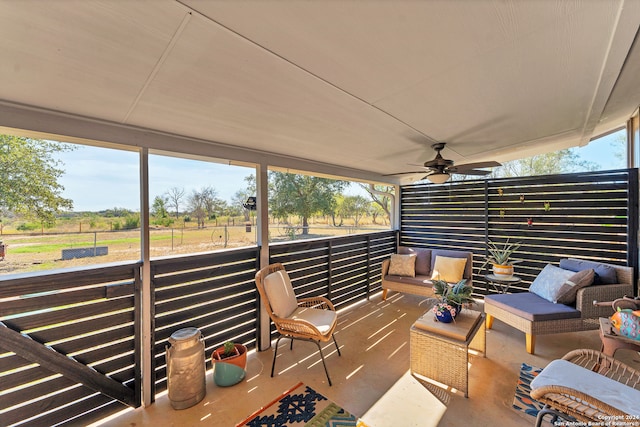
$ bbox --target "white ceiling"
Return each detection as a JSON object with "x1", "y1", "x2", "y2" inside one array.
[{"x1": 0, "y1": 0, "x2": 639, "y2": 183}]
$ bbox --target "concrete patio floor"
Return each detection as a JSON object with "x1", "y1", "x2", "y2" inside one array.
[{"x1": 94, "y1": 292, "x2": 640, "y2": 427}]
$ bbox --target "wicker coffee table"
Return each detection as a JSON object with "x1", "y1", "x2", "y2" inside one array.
[{"x1": 410, "y1": 306, "x2": 485, "y2": 397}]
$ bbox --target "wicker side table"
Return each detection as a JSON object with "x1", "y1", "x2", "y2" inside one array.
[{"x1": 410, "y1": 308, "x2": 485, "y2": 397}]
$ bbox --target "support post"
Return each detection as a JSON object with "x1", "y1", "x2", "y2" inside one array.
[
  {"x1": 139, "y1": 148, "x2": 153, "y2": 406},
  {"x1": 257, "y1": 162, "x2": 271, "y2": 351}
]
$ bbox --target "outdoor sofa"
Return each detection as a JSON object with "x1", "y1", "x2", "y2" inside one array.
[{"x1": 381, "y1": 246, "x2": 473, "y2": 300}]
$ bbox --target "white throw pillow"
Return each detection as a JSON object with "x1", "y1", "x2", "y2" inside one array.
[
  {"x1": 529, "y1": 264, "x2": 576, "y2": 303},
  {"x1": 263, "y1": 269, "x2": 298, "y2": 318}
]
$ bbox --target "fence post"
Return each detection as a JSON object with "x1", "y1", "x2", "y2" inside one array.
[
  {"x1": 327, "y1": 240, "x2": 333, "y2": 300},
  {"x1": 627, "y1": 168, "x2": 639, "y2": 294},
  {"x1": 366, "y1": 235, "x2": 371, "y2": 299}
]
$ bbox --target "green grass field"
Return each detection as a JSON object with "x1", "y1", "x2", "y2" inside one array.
[{"x1": 0, "y1": 218, "x2": 389, "y2": 274}]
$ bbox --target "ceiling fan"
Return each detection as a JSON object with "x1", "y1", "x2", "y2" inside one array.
[{"x1": 386, "y1": 142, "x2": 502, "y2": 183}]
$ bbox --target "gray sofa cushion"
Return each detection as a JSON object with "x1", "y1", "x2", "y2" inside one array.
[
  {"x1": 559, "y1": 258, "x2": 617, "y2": 285},
  {"x1": 398, "y1": 247, "x2": 431, "y2": 276},
  {"x1": 485, "y1": 292, "x2": 581, "y2": 322},
  {"x1": 384, "y1": 274, "x2": 432, "y2": 287}
]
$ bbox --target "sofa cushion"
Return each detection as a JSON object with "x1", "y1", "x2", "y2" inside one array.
[
  {"x1": 559, "y1": 258, "x2": 617, "y2": 285},
  {"x1": 555, "y1": 269, "x2": 595, "y2": 305},
  {"x1": 529, "y1": 264, "x2": 576, "y2": 303},
  {"x1": 399, "y1": 247, "x2": 431, "y2": 276},
  {"x1": 388, "y1": 254, "x2": 416, "y2": 277},
  {"x1": 384, "y1": 275, "x2": 433, "y2": 287},
  {"x1": 431, "y1": 255, "x2": 467, "y2": 283},
  {"x1": 485, "y1": 292, "x2": 581, "y2": 321}
]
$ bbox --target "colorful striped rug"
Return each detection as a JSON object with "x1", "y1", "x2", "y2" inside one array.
[
  {"x1": 512, "y1": 363, "x2": 544, "y2": 418},
  {"x1": 237, "y1": 382, "x2": 368, "y2": 427}
]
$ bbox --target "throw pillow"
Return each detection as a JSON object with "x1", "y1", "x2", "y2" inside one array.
[
  {"x1": 559, "y1": 258, "x2": 617, "y2": 285},
  {"x1": 430, "y1": 256, "x2": 467, "y2": 283},
  {"x1": 529, "y1": 264, "x2": 576, "y2": 303},
  {"x1": 555, "y1": 269, "x2": 595, "y2": 305},
  {"x1": 388, "y1": 254, "x2": 416, "y2": 277}
]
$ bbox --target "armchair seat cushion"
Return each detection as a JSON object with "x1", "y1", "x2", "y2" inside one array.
[
  {"x1": 485, "y1": 292, "x2": 581, "y2": 322},
  {"x1": 291, "y1": 307, "x2": 337, "y2": 334},
  {"x1": 531, "y1": 359, "x2": 640, "y2": 416}
]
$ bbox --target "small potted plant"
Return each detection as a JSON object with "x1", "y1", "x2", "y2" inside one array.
[
  {"x1": 485, "y1": 239, "x2": 521, "y2": 276},
  {"x1": 212, "y1": 341, "x2": 247, "y2": 386},
  {"x1": 432, "y1": 278, "x2": 474, "y2": 322}
]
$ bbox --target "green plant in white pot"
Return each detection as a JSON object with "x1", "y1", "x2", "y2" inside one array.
[{"x1": 485, "y1": 239, "x2": 521, "y2": 276}]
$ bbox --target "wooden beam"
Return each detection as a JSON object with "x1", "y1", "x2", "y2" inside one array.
[{"x1": 0, "y1": 322, "x2": 136, "y2": 407}]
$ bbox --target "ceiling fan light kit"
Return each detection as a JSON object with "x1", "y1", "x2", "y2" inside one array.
[{"x1": 427, "y1": 172, "x2": 450, "y2": 184}]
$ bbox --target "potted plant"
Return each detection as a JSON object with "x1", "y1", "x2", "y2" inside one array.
[
  {"x1": 212, "y1": 341, "x2": 247, "y2": 386},
  {"x1": 485, "y1": 239, "x2": 521, "y2": 276},
  {"x1": 432, "y1": 278, "x2": 474, "y2": 322}
]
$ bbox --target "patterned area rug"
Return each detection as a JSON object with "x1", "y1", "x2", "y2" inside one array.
[
  {"x1": 237, "y1": 382, "x2": 368, "y2": 427},
  {"x1": 512, "y1": 363, "x2": 544, "y2": 418}
]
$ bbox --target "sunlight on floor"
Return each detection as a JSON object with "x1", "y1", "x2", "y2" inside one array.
[{"x1": 362, "y1": 371, "x2": 447, "y2": 427}]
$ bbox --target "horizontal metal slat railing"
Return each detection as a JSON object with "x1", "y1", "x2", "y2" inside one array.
[
  {"x1": 0, "y1": 262, "x2": 141, "y2": 427},
  {"x1": 400, "y1": 169, "x2": 638, "y2": 295}
]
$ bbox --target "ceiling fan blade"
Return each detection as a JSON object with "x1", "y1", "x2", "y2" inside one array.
[
  {"x1": 450, "y1": 169, "x2": 492, "y2": 176},
  {"x1": 382, "y1": 171, "x2": 427, "y2": 176},
  {"x1": 449, "y1": 161, "x2": 501, "y2": 171}
]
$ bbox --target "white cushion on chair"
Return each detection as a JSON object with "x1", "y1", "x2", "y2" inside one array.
[
  {"x1": 263, "y1": 270, "x2": 298, "y2": 318},
  {"x1": 290, "y1": 307, "x2": 337, "y2": 335},
  {"x1": 531, "y1": 359, "x2": 640, "y2": 416}
]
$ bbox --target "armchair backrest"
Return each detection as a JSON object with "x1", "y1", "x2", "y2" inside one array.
[{"x1": 255, "y1": 263, "x2": 298, "y2": 319}]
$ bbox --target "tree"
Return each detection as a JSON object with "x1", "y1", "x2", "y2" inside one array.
[
  {"x1": 0, "y1": 134, "x2": 74, "y2": 224},
  {"x1": 360, "y1": 184, "x2": 393, "y2": 224},
  {"x1": 492, "y1": 148, "x2": 597, "y2": 178},
  {"x1": 231, "y1": 174, "x2": 256, "y2": 221},
  {"x1": 612, "y1": 132, "x2": 627, "y2": 165},
  {"x1": 151, "y1": 195, "x2": 169, "y2": 218},
  {"x1": 165, "y1": 187, "x2": 185, "y2": 218},
  {"x1": 340, "y1": 195, "x2": 370, "y2": 227},
  {"x1": 187, "y1": 186, "x2": 223, "y2": 228},
  {"x1": 269, "y1": 172, "x2": 347, "y2": 235}
]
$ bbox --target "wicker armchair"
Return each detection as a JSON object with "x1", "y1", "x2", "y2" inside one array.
[
  {"x1": 530, "y1": 349, "x2": 640, "y2": 426},
  {"x1": 255, "y1": 263, "x2": 341, "y2": 385}
]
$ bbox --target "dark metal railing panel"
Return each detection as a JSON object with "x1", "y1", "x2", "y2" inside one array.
[
  {"x1": 0, "y1": 262, "x2": 141, "y2": 426},
  {"x1": 400, "y1": 169, "x2": 638, "y2": 295},
  {"x1": 150, "y1": 246, "x2": 259, "y2": 394}
]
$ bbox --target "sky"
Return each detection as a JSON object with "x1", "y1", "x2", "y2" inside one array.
[
  {"x1": 52, "y1": 130, "x2": 626, "y2": 212},
  {"x1": 53, "y1": 149, "x2": 257, "y2": 212}
]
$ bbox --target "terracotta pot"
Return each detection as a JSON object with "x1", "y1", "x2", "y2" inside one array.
[
  {"x1": 492, "y1": 264, "x2": 514, "y2": 277},
  {"x1": 212, "y1": 344, "x2": 247, "y2": 386}
]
